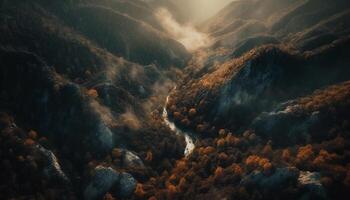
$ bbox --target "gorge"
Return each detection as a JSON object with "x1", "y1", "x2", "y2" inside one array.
[{"x1": 0, "y1": 0, "x2": 350, "y2": 200}]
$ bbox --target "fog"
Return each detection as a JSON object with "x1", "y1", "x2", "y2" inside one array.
[
  {"x1": 147, "y1": 0, "x2": 235, "y2": 51},
  {"x1": 156, "y1": 8, "x2": 212, "y2": 51}
]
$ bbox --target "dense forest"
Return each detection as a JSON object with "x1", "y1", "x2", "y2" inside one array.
[{"x1": 0, "y1": 0, "x2": 350, "y2": 200}]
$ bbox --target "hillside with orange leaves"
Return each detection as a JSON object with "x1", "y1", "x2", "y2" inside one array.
[{"x1": 1, "y1": 0, "x2": 350, "y2": 200}]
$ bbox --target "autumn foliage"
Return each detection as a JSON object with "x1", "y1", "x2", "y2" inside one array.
[
  {"x1": 87, "y1": 88, "x2": 99, "y2": 98},
  {"x1": 135, "y1": 183, "x2": 146, "y2": 198}
]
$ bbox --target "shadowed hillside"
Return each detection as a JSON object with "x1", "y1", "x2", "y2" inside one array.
[{"x1": 0, "y1": 0, "x2": 189, "y2": 199}]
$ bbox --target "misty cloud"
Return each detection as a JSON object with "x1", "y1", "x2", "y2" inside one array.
[
  {"x1": 90, "y1": 100, "x2": 115, "y2": 126},
  {"x1": 155, "y1": 8, "x2": 212, "y2": 52},
  {"x1": 119, "y1": 109, "x2": 141, "y2": 130},
  {"x1": 89, "y1": 100, "x2": 116, "y2": 150}
]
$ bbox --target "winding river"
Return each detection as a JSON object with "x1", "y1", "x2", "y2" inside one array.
[{"x1": 162, "y1": 94, "x2": 195, "y2": 157}]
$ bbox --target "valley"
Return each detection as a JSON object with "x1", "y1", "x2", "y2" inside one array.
[{"x1": 0, "y1": 0, "x2": 350, "y2": 200}]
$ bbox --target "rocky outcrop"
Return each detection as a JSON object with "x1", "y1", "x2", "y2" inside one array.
[
  {"x1": 120, "y1": 149, "x2": 145, "y2": 169},
  {"x1": 240, "y1": 168, "x2": 327, "y2": 199},
  {"x1": 84, "y1": 166, "x2": 120, "y2": 200},
  {"x1": 252, "y1": 81, "x2": 350, "y2": 145},
  {"x1": 117, "y1": 172, "x2": 138, "y2": 198},
  {"x1": 241, "y1": 167, "x2": 299, "y2": 190},
  {"x1": 252, "y1": 104, "x2": 321, "y2": 145},
  {"x1": 84, "y1": 166, "x2": 136, "y2": 200},
  {"x1": 35, "y1": 144, "x2": 70, "y2": 183},
  {"x1": 298, "y1": 171, "x2": 327, "y2": 200},
  {"x1": 0, "y1": 113, "x2": 73, "y2": 199}
]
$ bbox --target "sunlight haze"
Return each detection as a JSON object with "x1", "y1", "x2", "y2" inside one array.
[{"x1": 172, "y1": 0, "x2": 234, "y2": 22}]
